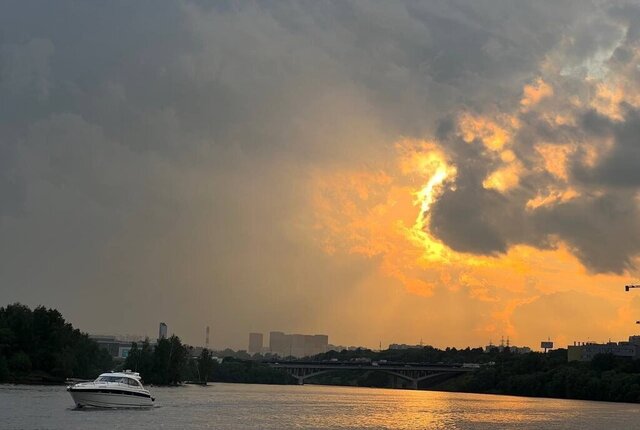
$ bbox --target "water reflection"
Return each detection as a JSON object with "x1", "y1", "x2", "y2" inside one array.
[{"x1": 2, "y1": 383, "x2": 640, "y2": 429}]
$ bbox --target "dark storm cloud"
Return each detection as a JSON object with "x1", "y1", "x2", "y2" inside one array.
[
  {"x1": 0, "y1": 0, "x2": 633, "y2": 345},
  {"x1": 425, "y1": 2, "x2": 640, "y2": 274},
  {"x1": 532, "y1": 192, "x2": 640, "y2": 273},
  {"x1": 589, "y1": 107, "x2": 640, "y2": 188}
]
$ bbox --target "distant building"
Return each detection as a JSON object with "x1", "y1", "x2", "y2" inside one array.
[
  {"x1": 269, "y1": 331, "x2": 289, "y2": 356},
  {"x1": 509, "y1": 346, "x2": 532, "y2": 354},
  {"x1": 327, "y1": 344, "x2": 346, "y2": 352},
  {"x1": 89, "y1": 334, "x2": 153, "y2": 360},
  {"x1": 389, "y1": 344, "x2": 423, "y2": 350},
  {"x1": 159, "y1": 322, "x2": 168, "y2": 340},
  {"x1": 484, "y1": 338, "x2": 531, "y2": 354},
  {"x1": 568, "y1": 337, "x2": 640, "y2": 361},
  {"x1": 268, "y1": 331, "x2": 328, "y2": 358},
  {"x1": 629, "y1": 335, "x2": 640, "y2": 345},
  {"x1": 306, "y1": 335, "x2": 329, "y2": 357},
  {"x1": 248, "y1": 333, "x2": 264, "y2": 355}
]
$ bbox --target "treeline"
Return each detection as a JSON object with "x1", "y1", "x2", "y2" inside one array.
[
  {"x1": 124, "y1": 337, "x2": 189, "y2": 385},
  {"x1": 0, "y1": 303, "x2": 288, "y2": 386},
  {"x1": 124, "y1": 339, "x2": 291, "y2": 385},
  {"x1": 443, "y1": 350, "x2": 640, "y2": 403},
  {"x1": 314, "y1": 345, "x2": 492, "y2": 364},
  {"x1": 312, "y1": 347, "x2": 640, "y2": 403},
  {"x1": 0, "y1": 303, "x2": 112, "y2": 383},
  {"x1": 210, "y1": 357, "x2": 293, "y2": 384}
]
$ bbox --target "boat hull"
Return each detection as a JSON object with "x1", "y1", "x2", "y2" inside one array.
[{"x1": 68, "y1": 388, "x2": 154, "y2": 408}]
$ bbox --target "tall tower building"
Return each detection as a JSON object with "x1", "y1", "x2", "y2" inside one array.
[
  {"x1": 269, "y1": 331, "x2": 288, "y2": 357},
  {"x1": 249, "y1": 333, "x2": 263, "y2": 355},
  {"x1": 159, "y1": 322, "x2": 168, "y2": 340}
]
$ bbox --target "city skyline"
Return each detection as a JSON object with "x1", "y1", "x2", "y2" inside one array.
[{"x1": 2, "y1": 1, "x2": 640, "y2": 352}]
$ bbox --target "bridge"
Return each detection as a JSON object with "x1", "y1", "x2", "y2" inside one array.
[{"x1": 268, "y1": 361, "x2": 476, "y2": 389}]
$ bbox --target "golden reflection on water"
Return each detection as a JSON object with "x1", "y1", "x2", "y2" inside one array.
[{"x1": 287, "y1": 386, "x2": 603, "y2": 429}]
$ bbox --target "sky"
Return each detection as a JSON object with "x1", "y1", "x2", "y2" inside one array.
[{"x1": 2, "y1": 1, "x2": 640, "y2": 351}]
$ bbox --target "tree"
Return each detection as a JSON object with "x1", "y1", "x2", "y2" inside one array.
[
  {"x1": 9, "y1": 351, "x2": 32, "y2": 373},
  {"x1": 591, "y1": 353, "x2": 617, "y2": 372},
  {"x1": 0, "y1": 303, "x2": 112, "y2": 381},
  {"x1": 198, "y1": 348, "x2": 215, "y2": 383},
  {"x1": 0, "y1": 355, "x2": 9, "y2": 382},
  {"x1": 166, "y1": 335, "x2": 188, "y2": 384},
  {"x1": 149, "y1": 335, "x2": 188, "y2": 385}
]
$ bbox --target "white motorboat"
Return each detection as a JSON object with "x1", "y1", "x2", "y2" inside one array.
[{"x1": 67, "y1": 370, "x2": 154, "y2": 408}]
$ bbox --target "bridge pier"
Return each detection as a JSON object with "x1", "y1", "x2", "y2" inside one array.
[{"x1": 409, "y1": 379, "x2": 418, "y2": 390}]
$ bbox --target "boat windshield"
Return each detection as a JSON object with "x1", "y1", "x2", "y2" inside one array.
[{"x1": 96, "y1": 376, "x2": 142, "y2": 387}]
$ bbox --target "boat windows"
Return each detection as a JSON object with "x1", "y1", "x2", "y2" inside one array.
[
  {"x1": 97, "y1": 376, "x2": 124, "y2": 383},
  {"x1": 125, "y1": 378, "x2": 141, "y2": 387},
  {"x1": 95, "y1": 375, "x2": 142, "y2": 387}
]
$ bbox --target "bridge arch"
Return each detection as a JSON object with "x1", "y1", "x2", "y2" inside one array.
[
  {"x1": 283, "y1": 367, "x2": 450, "y2": 389},
  {"x1": 270, "y1": 362, "x2": 474, "y2": 390}
]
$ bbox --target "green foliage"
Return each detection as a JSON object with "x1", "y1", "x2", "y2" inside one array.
[
  {"x1": 591, "y1": 353, "x2": 617, "y2": 372},
  {"x1": 211, "y1": 358, "x2": 292, "y2": 384},
  {"x1": 0, "y1": 303, "x2": 113, "y2": 381},
  {"x1": 198, "y1": 348, "x2": 215, "y2": 383},
  {"x1": 440, "y1": 351, "x2": 640, "y2": 403},
  {"x1": 0, "y1": 355, "x2": 8, "y2": 382},
  {"x1": 9, "y1": 351, "x2": 32, "y2": 373},
  {"x1": 125, "y1": 336, "x2": 189, "y2": 385},
  {"x1": 314, "y1": 345, "x2": 490, "y2": 364},
  {"x1": 124, "y1": 339, "x2": 155, "y2": 381},
  {"x1": 309, "y1": 346, "x2": 640, "y2": 403}
]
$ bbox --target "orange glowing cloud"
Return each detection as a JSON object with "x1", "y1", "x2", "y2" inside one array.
[
  {"x1": 520, "y1": 78, "x2": 553, "y2": 110},
  {"x1": 311, "y1": 131, "x2": 636, "y2": 347},
  {"x1": 482, "y1": 162, "x2": 523, "y2": 192},
  {"x1": 535, "y1": 144, "x2": 573, "y2": 181},
  {"x1": 525, "y1": 187, "x2": 579, "y2": 210},
  {"x1": 310, "y1": 40, "x2": 640, "y2": 346},
  {"x1": 458, "y1": 113, "x2": 516, "y2": 152},
  {"x1": 593, "y1": 82, "x2": 626, "y2": 120},
  {"x1": 312, "y1": 139, "x2": 458, "y2": 296}
]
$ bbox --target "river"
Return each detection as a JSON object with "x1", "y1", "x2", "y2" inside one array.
[{"x1": 1, "y1": 383, "x2": 639, "y2": 429}]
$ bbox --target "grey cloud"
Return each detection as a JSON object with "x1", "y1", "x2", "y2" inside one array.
[
  {"x1": 595, "y1": 107, "x2": 640, "y2": 187},
  {"x1": 427, "y1": 2, "x2": 640, "y2": 274},
  {"x1": 1, "y1": 39, "x2": 54, "y2": 101},
  {"x1": 533, "y1": 192, "x2": 640, "y2": 273}
]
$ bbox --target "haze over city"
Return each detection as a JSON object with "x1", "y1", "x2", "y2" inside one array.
[{"x1": 3, "y1": 0, "x2": 640, "y2": 352}]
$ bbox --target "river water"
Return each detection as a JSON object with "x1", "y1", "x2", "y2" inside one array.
[{"x1": 2, "y1": 383, "x2": 639, "y2": 429}]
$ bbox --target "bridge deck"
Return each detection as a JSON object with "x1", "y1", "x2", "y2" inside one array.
[{"x1": 269, "y1": 363, "x2": 474, "y2": 372}]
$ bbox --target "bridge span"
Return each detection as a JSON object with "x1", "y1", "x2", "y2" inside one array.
[{"x1": 268, "y1": 362, "x2": 476, "y2": 389}]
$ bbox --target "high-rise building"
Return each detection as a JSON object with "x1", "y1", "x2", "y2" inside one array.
[
  {"x1": 159, "y1": 322, "x2": 168, "y2": 340},
  {"x1": 249, "y1": 332, "x2": 263, "y2": 355},
  {"x1": 269, "y1": 331, "x2": 288, "y2": 356},
  {"x1": 268, "y1": 331, "x2": 328, "y2": 358},
  {"x1": 306, "y1": 334, "x2": 328, "y2": 356}
]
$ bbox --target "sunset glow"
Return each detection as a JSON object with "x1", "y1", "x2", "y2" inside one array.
[
  {"x1": 312, "y1": 50, "x2": 640, "y2": 347},
  {"x1": 3, "y1": 1, "x2": 640, "y2": 353}
]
